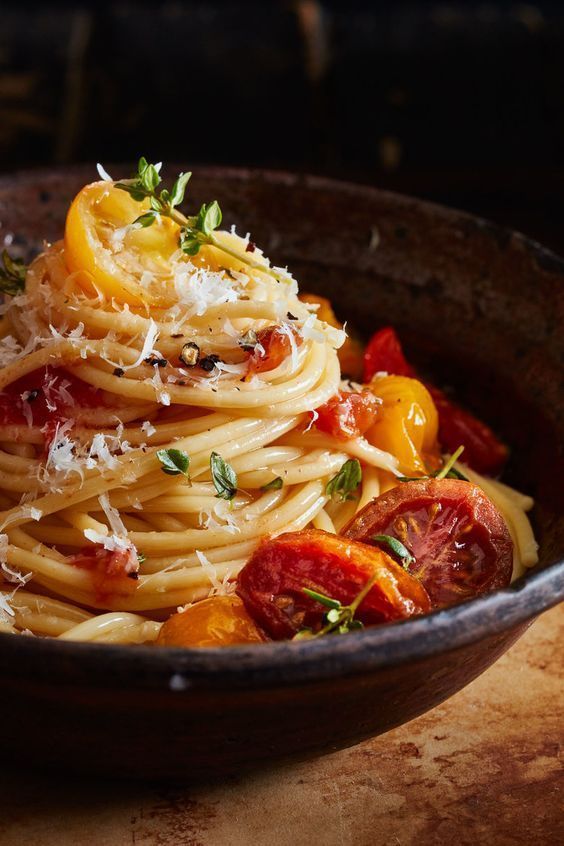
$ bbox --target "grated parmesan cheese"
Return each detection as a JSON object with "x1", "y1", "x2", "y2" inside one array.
[
  {"x1": 103, "y1": 318, "x2": 160, "y2": 372},
  {"x1": 96, "y1": 163, "x2": 113, "y2": 181},
  {"x1": 278, "y1": 323, "x2": 299, "y2": 373},
  {"x1": 173, "y1": 264, "x2": 238, "y2": 317},
  {"x1": 86, "y1": 434, "x2": 120, "y2": 471},
  {"x1": 141, "y1": 420, "x2": 157, "y2": 437},
  {"x1": 304, "y1": 409, "x2": 319, "y2": 432}
]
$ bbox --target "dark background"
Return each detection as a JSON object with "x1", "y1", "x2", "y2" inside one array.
[{"x1": 2, "y1": 0, "x2": 563, "y2": 251}]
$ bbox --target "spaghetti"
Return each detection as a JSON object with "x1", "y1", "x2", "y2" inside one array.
[{"x1": 0, "y1": 163, "x2": 538, "y2": 645}]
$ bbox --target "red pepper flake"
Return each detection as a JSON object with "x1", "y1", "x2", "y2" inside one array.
[
  {"x1": 246, "y1": 241, "x2": 256, "y2": 253},
  {"x1": 113, "y1": 367, "x2": 125, "y2": 378}
]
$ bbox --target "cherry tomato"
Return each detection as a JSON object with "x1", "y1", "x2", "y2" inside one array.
[
  {"x1": 315, "y1": 390, "x2": 380, "y2": 440},
  {"x1": 156, "y1": 595, "x2": 266, "y2": 648},
  {"x1": 70, "y1": 544, "x2": 139, "y2": 599},
  {"x1": 65, "y1": 181, "x2": 181, "y2": 305},
  {"x1": 427, "y1": 385, "x2": 508, "y2": 476},
  {"x1": 342, "y1": 478, "x2": 513, "y2": 608},
  {"x1": 299, "y1": 292, "x2": 364, "y2": 379},
  {"x1": 237, "y1": 529, "x2": 430, "y2": 640},
  {"x1": 246, "y1": 324, "x2": 302, "y2": 378},
  {"x1": 363, "y1": 327, "x2": 507, "y2": 475},
  {"x1": 365, "y1": 375, "x2": 440, "y2": 475},
  {"x1": 363, "y1": 326, "x2": 416, "y2": 382},
  {"x1": 0, "y1": 366, "x2": 105, "y2": 431}
]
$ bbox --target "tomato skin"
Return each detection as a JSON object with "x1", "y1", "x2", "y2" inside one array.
[
  {"x1": 362, "y1": 327, "x2": 507, "y2": 475},
  {"x1": 156, "y1": 595, "x2": 267, "y2": 648},
  {"x1": 0, "y1": 366, "x2": 104, "y2": 432},
  {"x1": 237, "y1": 529, "x2": 430, "y2": 640},
  {"x1": 363, "y1": 327, "x2": 416, "y2": 382},
  {"x1": 70, "y1": 544, "x2": 139, "y2": 599},
  {"x1": 427, "y1": 385, "x2": 508, "y2": 476},
  {"x1": 315, "y1": 390, "x2": 379, "y2": 440},
  {"x1": 246, "y1": 325, "x2": 302, "y2": 377},
  {"x1": 342, "y1": 479, "x2": 513, "y2": 608},
  {"x1": 366, "y1": 375, "x2": 440, "y2": 475},
  {"x1": 64, "y1": 181, "x2": 180, "y2": 305}
]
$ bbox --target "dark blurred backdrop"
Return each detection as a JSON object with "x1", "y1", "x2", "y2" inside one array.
[{"x1": 2, "y1": 1, "x2": 563, "y2": 251}]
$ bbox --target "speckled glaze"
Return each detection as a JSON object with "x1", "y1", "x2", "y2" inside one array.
[{"x1": 0, "y1": 166, "x2": 562, "y2": 780}]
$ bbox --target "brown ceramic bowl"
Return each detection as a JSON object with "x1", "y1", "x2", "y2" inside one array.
[{"x1": 0, "y1": 166, "x2": 562, "y2": 780}]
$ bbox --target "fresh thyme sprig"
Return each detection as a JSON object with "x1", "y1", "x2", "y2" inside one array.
[
  {"x1": 326, "y1": 458, "x2": 362, "y2": 501},
  {"x1": 293, "y1": 572, "x2": 377, "y2": 640},
  {"x1": 0, "y1": 250, "x2": 26, "y2": 296},
  {"x1": 398, "y1": 445, "x2": 468, "y2": 483},
  {"x1": 114, "y1": 157, "x2": 290, "y2": 283}
]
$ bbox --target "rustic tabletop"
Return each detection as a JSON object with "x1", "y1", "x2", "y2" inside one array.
[{"x1": 0, "y1": 604, "x2": 561, "y2": 846}]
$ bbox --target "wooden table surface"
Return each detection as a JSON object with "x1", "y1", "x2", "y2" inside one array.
[{"x1": 0, "y1": 604, "x2": 562, "y2": 846}]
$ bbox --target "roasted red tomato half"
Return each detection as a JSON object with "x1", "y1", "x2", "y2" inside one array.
[
  {"x1": 426, "y1": 385, "x2": 508, "y2": 476},
  {"x1": 314, "y1": 389, "x2": 380, "y2": 440},
  {"x1": 342, "y1": 478, "x2": 513, "y2": 608},
  {"x1": 236, "y1": 529, "x2": 430, "y2": 640}
]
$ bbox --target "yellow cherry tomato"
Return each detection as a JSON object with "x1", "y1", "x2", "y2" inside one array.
[
  {"x1": 366, "y1": 375, "x2": 440, "y2": 475},
  {"x1": 64, "y1": 181, "x2": 181, "y2": 305},
  {"x1": 299, "y1": 292, "x2": 364, "y2": 380},
  {"x1": 155, "y1": 595, "x2": 266, "y2": 648}
]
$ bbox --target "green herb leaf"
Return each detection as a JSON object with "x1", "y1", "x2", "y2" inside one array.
[
  {"x1": 133, "y1": 211, "x2": 159, "y2": 228},
  {"x1": 137, "y1": 552, "x2": 146, "y2": 565},
  {"x1": 261, "y1": 476, "x2": 283, "y2": 491},
  {"x1": 397, "y1": 474, "x2": 425, "y2": 483},
  {"x1": 179, "y1": 230, "x2": 203, "y2": 256},
  {"x1": 444, "y1": 466, "x2": 468, "y2": 480},
  {"x1": 0, "y1": 250, "x2": 26, "y2": 295},
  {"x1": 434, "y1": 445, "x2": 465, "y2": 480},
  {"x1": 138, "y1": 158, "x2": 161, "y2": 193},
  {"x1": 398, "y1": 445, "x2": 468, "y2": 483},
  {"x1": 156, "y1": 448, "x2": 190, "y2": 477},
  {"x1": 371, "y1": 534, "x2": 415, "y2": 568},
  {"x1": 326, "y1": 458, "x2": 362, "y2": 501},
  {"x1": 210, "y1": 451, "x2": 238, "y2": 500},
  {"x1": 293, "y1": 628, "x2": 314, "y2": 641},
  {"x1": 196, "y1": 200, "x2": 222, "y2": 236},
  {"x1": 170, "y1": 172, "x2": 192, "y2": 208},
  {"x1": 296, "y1": 573, "x2": 376, "y2": 640},
  {"x1": 302, "y1": 587, "x2": 342, "y2": 610}
]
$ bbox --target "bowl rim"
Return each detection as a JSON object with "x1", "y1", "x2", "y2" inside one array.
[{"x1": 0, "y1": 164, "x2": 562, "y2": 689}]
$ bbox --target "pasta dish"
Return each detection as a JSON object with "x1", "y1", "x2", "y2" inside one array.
[{"x1": 0, "y1": 160, "x2": 538, "y2": 647}]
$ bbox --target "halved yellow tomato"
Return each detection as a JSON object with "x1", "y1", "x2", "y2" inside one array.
[
  {"x1": 64, "y1": 181, "x2": 181, "y2": 305},
  {"x1": 366, "y1": 375, "x2": 440, "y2": 475},
  {"x1": 155, "y1": 595, "x2": 267, "y2": 648}
]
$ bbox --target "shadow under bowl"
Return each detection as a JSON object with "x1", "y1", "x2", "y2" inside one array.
[{"x1": 0, "y1": 166, "x2": 562, "y2": 780}]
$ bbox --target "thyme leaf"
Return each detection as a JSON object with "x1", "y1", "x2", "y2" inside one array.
[
  {"x1": 0, "y1": 250, "x2": 26, "y2": 295},
  {"x1": 210, "y1": 451, "x2": 238, "y2": 500},
  {"x1": 371, "y1": 534, "x2": 414, "y2": 568},
  {"x1": 326, "y1": 458, "x2": 362, "y2": 501},
  {"x1": 156, "y1": 448, "x2": 190, "y2": 477},
  {"x1": 398, "y1": 445, "x2": 467, "y2": 483},
  {"x1": 261, "y1": 476, "x2": 283, "y2": 491}
]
